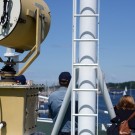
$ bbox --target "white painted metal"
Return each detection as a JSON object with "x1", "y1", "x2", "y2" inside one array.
[
  {"x1": 73, "y1": 88, "x2": 98, "y2": 91},
  {"x1": 12, "y1": 55, "x2": 19, "y2": 72},
  {"x1": 37, "y1": 118, "x2": 53, "y2": 123},
  {"x1": 0, "y1": 123, "x2": 4, "y2": 129},
  {"x1": 73, "y1": 63, "x2": 98, "y2": 67},
  {"x1": 4, "y1": 48, "x2": 19, "y2": 72},
  {"x1": 72, "y1": 0, "x2": 99, "y2": 134},
  {"x1": 74, "y1": 14, "x2": 99, "y2": 17},
  {"x1": 98, "y1": 67, "x2": 116, "y2": 119},
  {"x1": 4, "y1": 48, "x2": 14, "y2": 57},
  {"x1": 38, "y1": 95, "x2": 49, "y2": 100},
  {"x1": 74, "y1": 39, "x2": 99, "y2": 41},
  {"x1": 71, "y1": 0, "x2": 77, "y2": 134},
  {"x1": 0, "y1": 0, "x2": 21, "y2": 39},
  {"x1": 79, "y1": 0, "x2": 98, "y2": 133},
  {"x1": 73, "y1": 114, "x2": 98, "y2": 117}
]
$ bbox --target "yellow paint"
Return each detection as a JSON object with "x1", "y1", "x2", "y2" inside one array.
[
  {"x1": 0, "y1": 86, "x2": 39, "y2": 135},
  {"x1": 0, "y1": 0, "x2": 51, "y2": 52}
]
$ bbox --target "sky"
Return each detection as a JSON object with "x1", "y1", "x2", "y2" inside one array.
[{"x1": 0, "y1": 0, "x2": 135, "y2": 85}]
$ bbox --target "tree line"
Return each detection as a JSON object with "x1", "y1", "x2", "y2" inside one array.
[{"x1": 106, "y1": 81, "x2": 135, "y2": 90}]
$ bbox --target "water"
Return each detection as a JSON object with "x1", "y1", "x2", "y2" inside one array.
[
  {"x1": 39, "y1": 89, "x2": 135, "y2": 124},
  {"x1": 37, "y1": 90, "x2": 135, "y2": 134}
]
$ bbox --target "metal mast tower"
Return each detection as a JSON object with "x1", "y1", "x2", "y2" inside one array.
[{"x1": 72, "y1": 0, "x2": 99, "y2": 134}]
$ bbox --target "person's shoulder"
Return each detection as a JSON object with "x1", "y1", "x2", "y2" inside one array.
[
  {"x1": 49, "y1": 87, "x2": 66, "y2": 96},
  {"x1": 58, "y1": 86, "x2": 67, "y2": 90},
  {"x1": 49, "y1": 91, "x2": 58, "y2": 97},
  {"x1": 49, "y1": 88, "x2": 62, "y2": 96}
]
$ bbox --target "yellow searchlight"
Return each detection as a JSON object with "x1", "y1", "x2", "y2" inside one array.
[
  {"x1": 0, "y1": 1, "x2": 50, "y2": 135},
  {"x1": 0, "y1": 0, "x2": 51, "y2": 80}
]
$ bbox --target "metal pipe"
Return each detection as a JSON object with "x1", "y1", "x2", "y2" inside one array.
[
  {"x1": 78, "y1": 0, "x2": 97, "y2": 134},
  {"x1": 51, "y1": 80, "x2": 72, "y2": 135},
  {"x1": 98, "y1": 67, "x2": 116, "y2": 119}
]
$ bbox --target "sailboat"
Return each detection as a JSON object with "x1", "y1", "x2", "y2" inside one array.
[
  {"x1": 110, "y1": 90, "x2": 123, "y2": 95},
  {"x1": 123, "y1": 86, "x2": 128, "y2": 96}
]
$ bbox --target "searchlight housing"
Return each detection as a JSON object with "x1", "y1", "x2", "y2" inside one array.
[{"x1": 0, "y1": 0, "x2": 51, "y2": 82}]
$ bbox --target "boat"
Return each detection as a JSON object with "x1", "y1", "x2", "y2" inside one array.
[
  {"x1": 110, "y1": 86, "x2": 128, "y2": 95},
  {"x1": 0, "y1": 0, "x2": 128, "y2": 134},
  {"x1": 123, "y1": 86, "x2": 128, "y2": 96},
  {"x1": 110, "y1": 90, "x2": 123, "y2": 95}
]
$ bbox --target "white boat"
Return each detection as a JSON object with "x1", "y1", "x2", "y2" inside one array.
[
  {"x1": 110, "y1": 91, "x2": 123, "y2": 95},
  {"x1": 0, "y1": 0, "x2": 130, "y2": 134},
  {"x1": 123, "y1": 86, "x2": 128, "y2": 96}
]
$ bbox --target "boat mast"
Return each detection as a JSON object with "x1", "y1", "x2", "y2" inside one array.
[
  {"x1": 72, "y1": 0, "x2": 99, "y2": 134},
  {"x1": 78, "y1": 0, "x2": 98, "y2": 134}
]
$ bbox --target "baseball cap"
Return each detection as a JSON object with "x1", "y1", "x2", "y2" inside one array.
[
  {"x1": 59, "y1": 72, "x2": 71, "y2": 82},
  {"x1": 14, "y1": 75, "x2": 26, "y2": 85}
]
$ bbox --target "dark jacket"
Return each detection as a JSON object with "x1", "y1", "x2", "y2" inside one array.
[{"x1": 111, "y1": 106, "x2": 135, "y2": 129}]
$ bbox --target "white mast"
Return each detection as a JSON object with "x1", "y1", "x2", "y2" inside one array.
[
  {"x1": 72, "y1": 0, "x2": 99, "y2": 134},
  {"x1": 78, "y1": 0, "x2": 98, "y2": 134}
]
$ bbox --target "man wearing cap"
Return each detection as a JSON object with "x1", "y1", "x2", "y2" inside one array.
[{"x1": 48, "y1": 72, "x2": 78, "y2": 135}]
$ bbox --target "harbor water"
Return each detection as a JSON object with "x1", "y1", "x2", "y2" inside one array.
[{"x1": 37, "y1": 89, "x2": 135, "y2": 135}]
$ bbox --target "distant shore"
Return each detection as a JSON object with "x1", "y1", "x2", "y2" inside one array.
[{"x1": 107, "y1": 81, "x2": 135, "y2": 90}]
